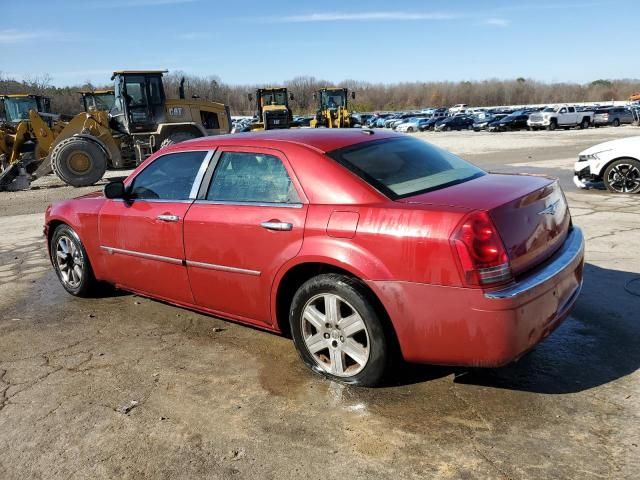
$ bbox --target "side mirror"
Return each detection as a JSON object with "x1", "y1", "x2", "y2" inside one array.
[
  {"x1": 351, "y1": 91, "x2": 356, "y2": 100},
  {"x1": 104, "y1": 179, "x2": 126, "y2": 199}
]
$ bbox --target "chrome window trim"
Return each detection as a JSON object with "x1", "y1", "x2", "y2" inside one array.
[
  {"x1": 484, "y1": 227, "x2": 584, "y2": 300},
  {"x1": 111, "y1": 198, "x2": 193, "y2": 204},
  {"x1": 186, "y1": 260, "x2": 261, "y2": 276},
  {"x1": 189, "y1": 150, "x2": 216, "y2": 199},
  {"x1": 193, "y1": 200, "x2": 303, "y2": 209},
  {"x1": 100, "y1": 246, "x2": 183, "y2": 265}
]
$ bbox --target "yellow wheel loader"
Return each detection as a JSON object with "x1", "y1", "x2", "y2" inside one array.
[
  {"x1": 79, "y1": 89, "x2": 115, "y2": 112},
  {"x1": 0, "y1": 70, "x2": 231, "y2": 191},
  {"x1": 247, "y1": 88, "x2": 294, "y2": 130},
  {"x1": 310, "y1": 88, "x2": 356, "y2": 128},
  {"x1": 0, "y1": 94, "x2": 65, "y2": 190}
]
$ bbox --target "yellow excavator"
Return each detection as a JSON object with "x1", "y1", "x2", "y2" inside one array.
[
  {"x1": 0, "y1": 70, "x2": 231, "y2": 190},
  {"x1": 248, "y1": 88, "x2": 294, "y2": 130},
  {"x1": 310, "y1": 87, "x2": 356, "y2": 128}
]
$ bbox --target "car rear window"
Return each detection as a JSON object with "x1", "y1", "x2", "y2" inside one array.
[{"x1": 327, "y1": 137, "x2": 485, "y2": 199}]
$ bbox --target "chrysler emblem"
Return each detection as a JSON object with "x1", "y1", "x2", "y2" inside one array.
[{"x1": 538, "y1": 199, "x2": 561, "y2": 216}]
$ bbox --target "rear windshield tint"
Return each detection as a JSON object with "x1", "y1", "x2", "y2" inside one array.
[{"x1": 327, "y1": 137, "x2": 485, "y2": 199}]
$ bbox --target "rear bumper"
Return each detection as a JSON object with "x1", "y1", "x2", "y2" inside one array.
[{"x1": 369, "y1": 227, "x2": 585, "y2": 366}]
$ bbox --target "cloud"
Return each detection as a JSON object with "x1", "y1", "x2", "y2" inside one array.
[
  {"x1": 263, "y1": 11, "x2": 458, "y2": 23},
  {"x1": 484, "y1": 18, "x2": 510, "y2": 27},
  {"x1": 0, "y1": 30, "x2": 46, "y2": 44},
  {"x1": 87, "y1": 0, "x2": 197, "y2": 8},
  {"x1": 0, "y1": 29, "x2": 74, "y2": 44}
]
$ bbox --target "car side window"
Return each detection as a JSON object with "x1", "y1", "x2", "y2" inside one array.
[
  {"x1": 129, "y1": 151, "x2": 208, "y2": 200},
  {"x1": 207, "y1": 152, "x2": 300, "y2": 204}
]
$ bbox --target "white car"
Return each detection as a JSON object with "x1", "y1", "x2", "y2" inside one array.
[{"x1": 574, "y1": 136, "x2": 640, "y2": 193}]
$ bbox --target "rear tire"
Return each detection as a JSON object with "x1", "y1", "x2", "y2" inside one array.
[
  {"x1": 160, "y1": 131, "x2": 199, "y2": 149},
  {"x1": 290, "y1": 274, "x2": 390, "y2": 386},
  {"x1": 51, "y1": 137, "x2": 107, "y2": 187},
  {"x1": 50, "y1": 224, "x2": 97, "y2": 296},
  {"x1": 613, "y1": 119, "x2": 620, "y2": 127},
  {"x1": 580, "y1": 118, "x2": 590, "y2": 129}
]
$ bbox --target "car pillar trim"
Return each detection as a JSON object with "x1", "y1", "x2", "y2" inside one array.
[
  {"x1": 185, "y1": 260, "x2": 261, "y2": 276},
  {"x1": 100, "y1": 246, "x2": 184, "y2": 265},
  {"x1": 484, "y1": 227, "x2": 584, "y2": 300},
  {"x1": 189, "y1": 150, "x2": 216, "y2": 199}
]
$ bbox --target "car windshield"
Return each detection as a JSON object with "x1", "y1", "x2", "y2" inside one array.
[
  {"x1": 327, "y1": 137, "x2": 485, "y2": 199},
  {"x1": 542, "y1": 107, "x2": 556, "y2": 112}
]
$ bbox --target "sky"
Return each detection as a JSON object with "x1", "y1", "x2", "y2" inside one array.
[{"x1": 0, "y1": 0, "x2": 636, "y2": 87}]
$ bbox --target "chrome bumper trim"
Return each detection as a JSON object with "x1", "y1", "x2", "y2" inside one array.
[{"x1": 484, "y1": 227, "x2": 584, "y2": 300}]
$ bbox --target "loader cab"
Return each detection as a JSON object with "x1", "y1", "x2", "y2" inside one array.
[
  {"x1": 249, "y1": 88, "x2": 293, "y2": 130},
  {"x1": 317, "y1": 88, "x2": 351, "y2": 111},
  {"x1": 80, "y1": 90, "x2": 115, "y2": 113},
  {"x1": 0, "y1": 94, "x2": 51, "y2": 124},
  {"x1": 109, "y1": 70, "x2": 167, "y2": 134}
]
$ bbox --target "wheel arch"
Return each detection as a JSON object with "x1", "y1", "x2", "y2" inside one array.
[
  {"x1": 156, "y1": 123, "x2": 205, "y2": 144},
  {"x1": 272, "y1": 261, "x2": 401, "y2": 359},
  {"x1": 597, "y1": 155, "x2": 640, "y2": 176}
]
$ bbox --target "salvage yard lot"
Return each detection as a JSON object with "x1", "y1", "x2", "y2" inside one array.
[{"x1": 1, "y1": 128, "x2": 639, "y2": 479}]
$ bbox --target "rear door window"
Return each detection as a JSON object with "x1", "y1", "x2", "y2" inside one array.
[{"x1": 207, "y1": 151, "x2": 300, "y2": 204}]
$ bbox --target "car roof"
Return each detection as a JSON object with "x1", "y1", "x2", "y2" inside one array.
[{"x1": 175, "y1": 128, "x2": 399, "y2": 154}]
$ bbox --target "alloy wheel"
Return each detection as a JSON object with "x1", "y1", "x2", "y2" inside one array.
[
  {"x1": 301, "y1": 293, "x2": 370, "y2": 377},
  {"x1": 55, "y1": 235, "x2": 84, "y2": 288},
  {"x1": 607, "y1": 163, "x2": 640, "y2": 193}
]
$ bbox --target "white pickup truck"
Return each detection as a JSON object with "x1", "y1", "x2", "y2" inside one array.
[{"x1": 527, "y1": 105, "x2": 594, "y2": 130}]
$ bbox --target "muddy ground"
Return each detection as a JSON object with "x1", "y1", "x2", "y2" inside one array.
[{"x1": 1, "y1": 127, "x2": 639, "y2": 479}]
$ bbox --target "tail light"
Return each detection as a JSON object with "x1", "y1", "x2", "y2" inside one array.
[{"x1": 450, "y1": 211, "x2": 513, "y2": 287}]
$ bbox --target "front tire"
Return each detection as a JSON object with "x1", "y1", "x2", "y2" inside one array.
[
  {"x1": 50, "y1": 224, "x2": 97, "y2": 296},
  {"x1": 51, "y1": 137, "x2": 107, "y2": 187},
  {"x1": 290, "y1": 274, "x2": 390, "y2": 386},
  {"x1": 160, "y1": 131, "x2": 199, "y2": 149},
  {"x1": 603, "y1": 158, "x2": 640, "y2": 193},
  {"x1": 547, "y1": 120, "x2": 557, "y2": 131}
]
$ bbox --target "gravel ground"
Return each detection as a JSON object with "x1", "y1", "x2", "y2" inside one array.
[{"x1": 0, "y1": 127, "x2": 639, "y2": 479}]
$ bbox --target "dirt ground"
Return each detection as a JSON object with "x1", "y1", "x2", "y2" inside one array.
[{"x1": 1, "y1": 127, "x2": 639, "y2": 479}]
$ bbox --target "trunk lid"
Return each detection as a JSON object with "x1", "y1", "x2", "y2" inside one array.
[{"x1": 397, "y1": 173, "x2": 571, "y2": 275}]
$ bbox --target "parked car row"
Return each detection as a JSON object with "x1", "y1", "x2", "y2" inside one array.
[{"x1": 362, "y1": 104, "x2": 640, "y2": 134}]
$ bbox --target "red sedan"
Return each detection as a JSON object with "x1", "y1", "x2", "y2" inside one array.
[{"x1": 45, "y1": 129, "x2": 584, "y2": 386}]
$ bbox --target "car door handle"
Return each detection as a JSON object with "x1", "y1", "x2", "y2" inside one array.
[
  {"x1": 157, "y1": 214, "x2": 180, "y2": 222},
  {"x1": 260, "y1": 221, "x2": 293, "y2": 231}
]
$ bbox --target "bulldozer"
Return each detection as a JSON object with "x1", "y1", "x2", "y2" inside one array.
[
  {"x1": 0, "y1": 70, "x2": 231, "y2": 191},
  {"x1": 310, "y1": 87, "x2": 356, "y2": 128},
  {"x1": 247, "y1": 88, "x2": 294, "y2": 130}
]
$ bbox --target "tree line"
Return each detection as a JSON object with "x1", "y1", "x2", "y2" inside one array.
[{"x1": 2, "y1": 71, "x2": 639, "y2": 117}]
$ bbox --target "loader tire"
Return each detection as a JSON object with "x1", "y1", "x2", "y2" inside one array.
[
  {"x1": 51, "y1": 137, "x2": 107, "y2": 187},
  {"x1": 160, "y1": 131, "x2": 199, "y2": 149}
]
